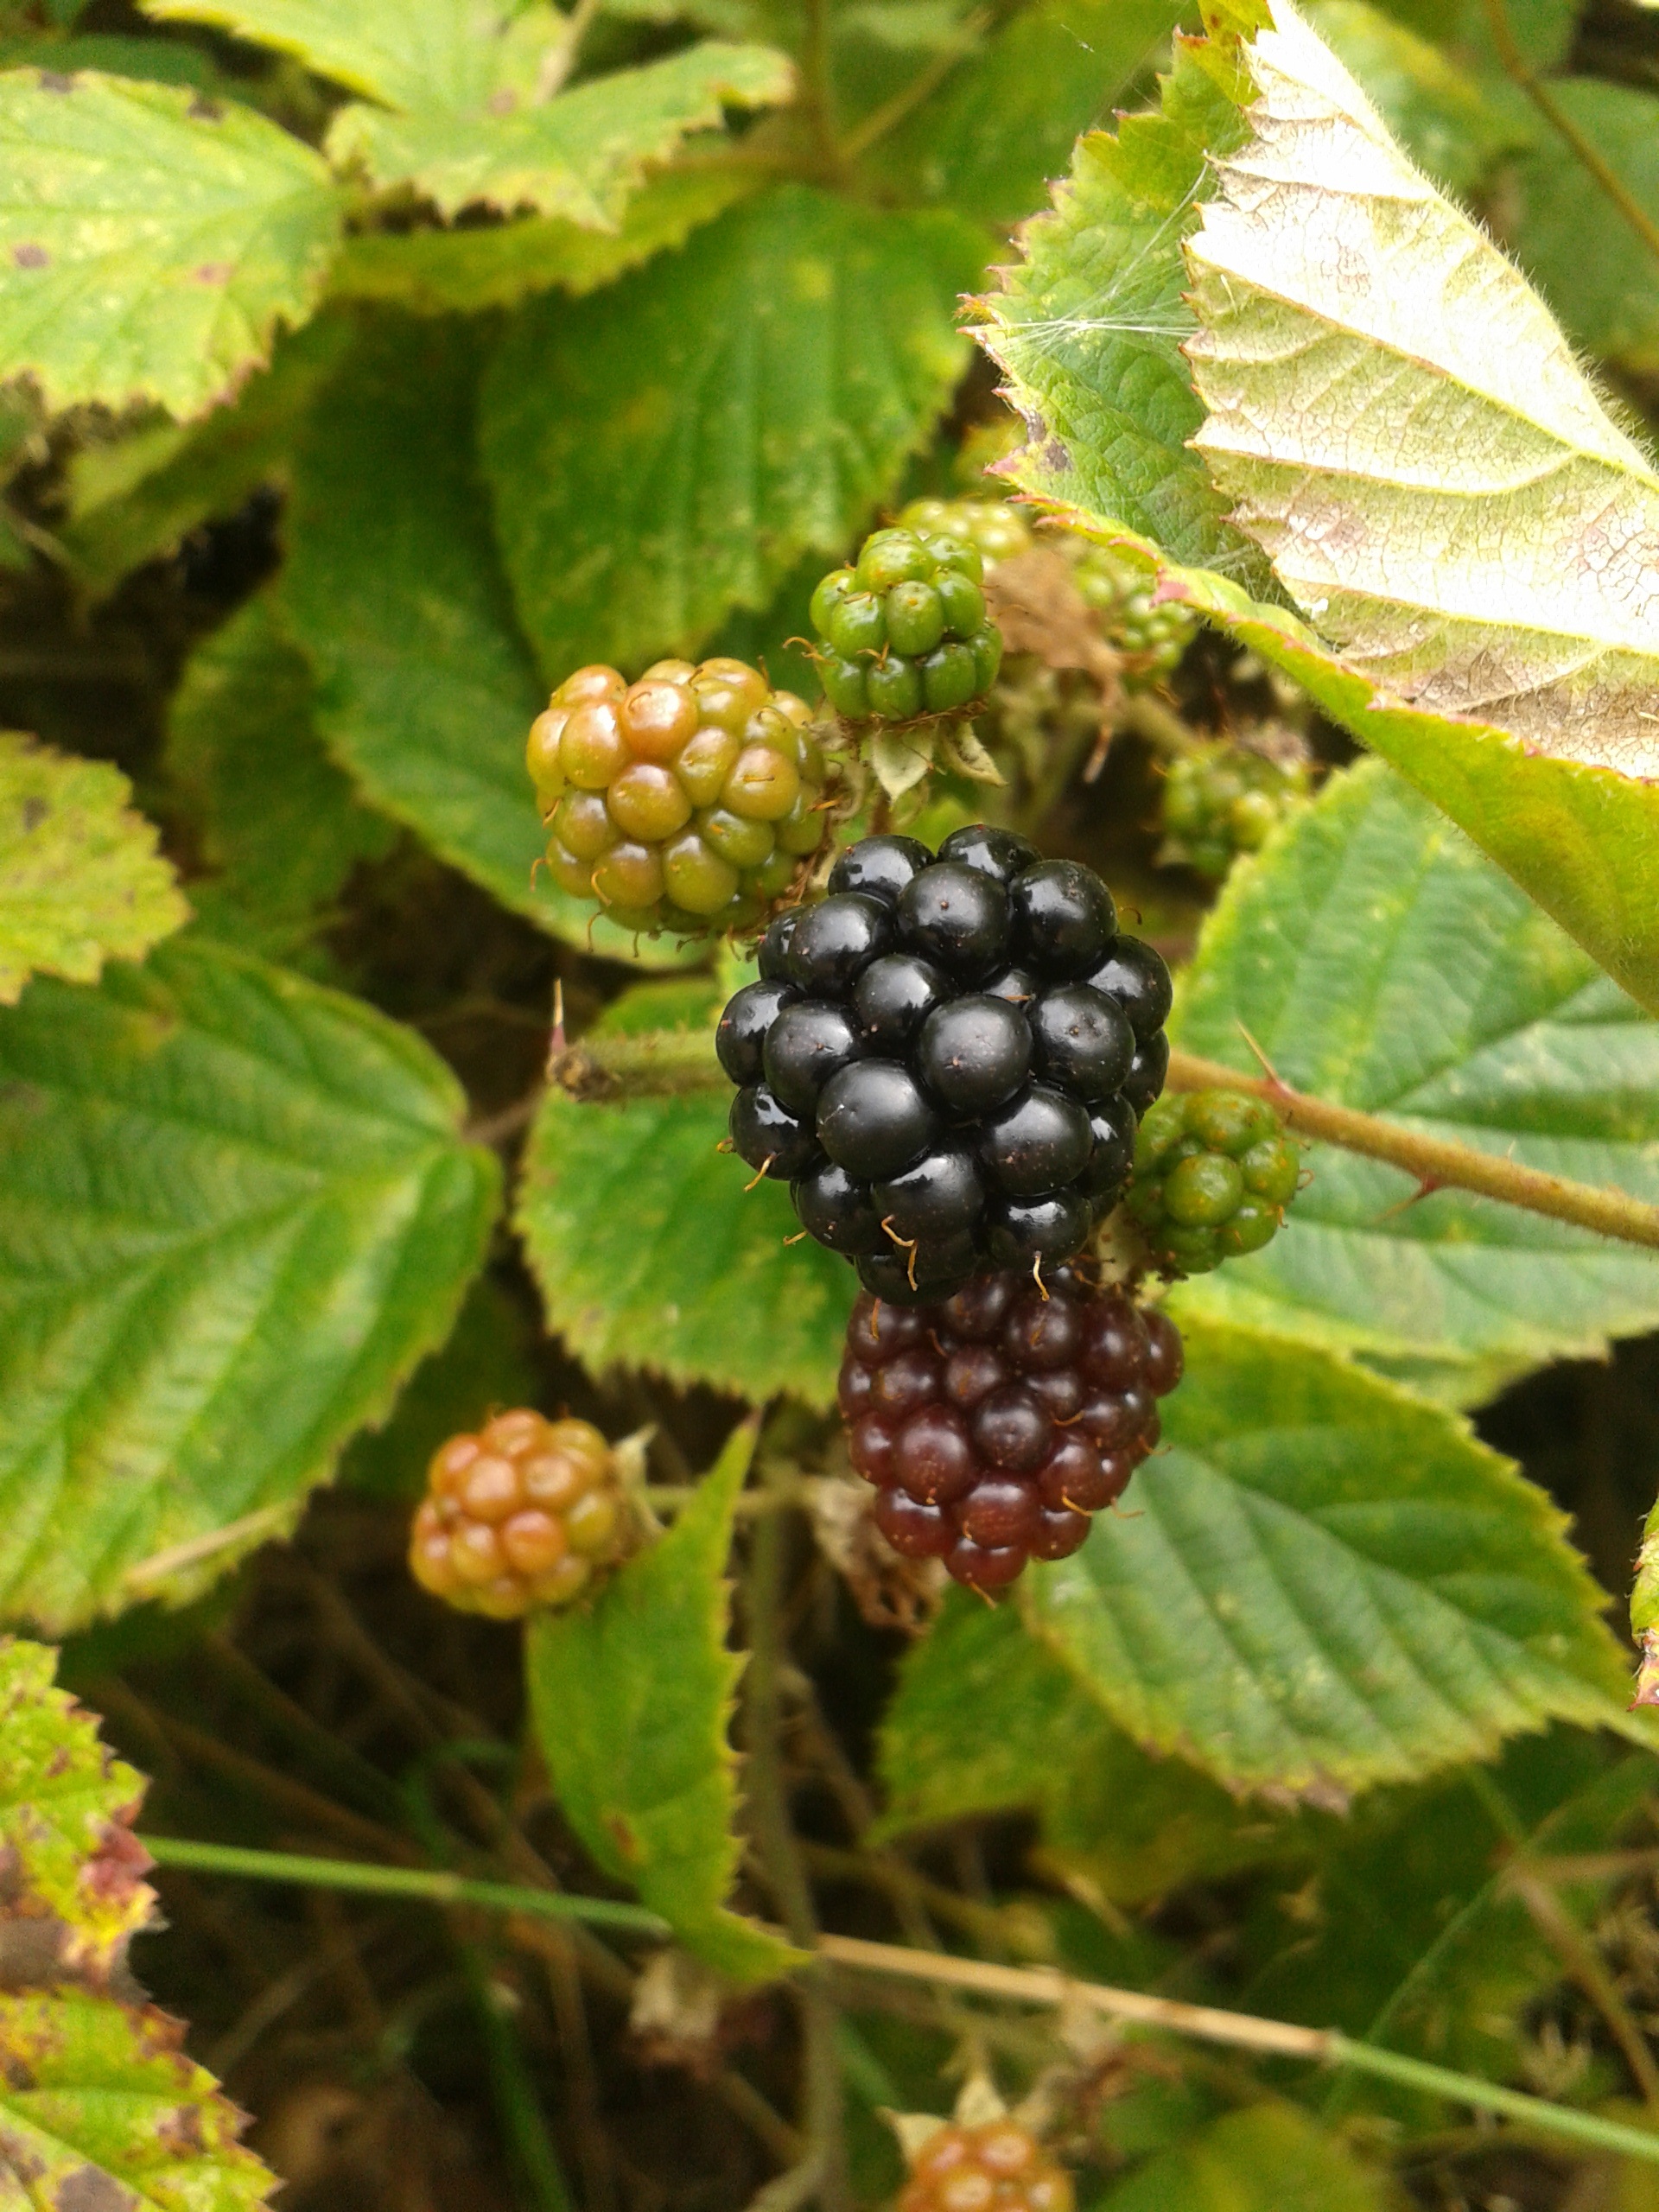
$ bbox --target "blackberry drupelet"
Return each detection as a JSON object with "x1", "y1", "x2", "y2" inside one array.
[
  {"x1": 715, "y1": 830, "x2": 1171, "y2": 1299},
  {"x1": 1126, "y1": 1088, "x2": 1301, "y2": 1275},
  {"x1": 410, "y1": 1412, "x2": 628, "y2": 1618},
  {"x1": 810, "y1": 527, "x2": 1003, "y2": 722},
  {"x1": 838, "y1": 1269, "x2": 1183, "y2": 1592},
  {"x1": 898, "y1": 2122, "x2": 1073, "y2": 2212},
  {"x1": 525, "y1": 657, "x2": 828, "y2": 935}
]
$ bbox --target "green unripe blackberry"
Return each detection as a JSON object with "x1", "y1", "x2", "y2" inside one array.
[
  {"x1": 899, "y1": 496, "x2": 1033, "y2": 568},
  {"x1": 525, "y1": 658, "x2": 827, "y2": 936},
  {"x1": 812, "y1": 526, "x2": 1003, "y2": 724},
  {"x1": 1160, "y1": 739, "x2": 1312, "y2": 881},
  {"x1": 1126, "y1": 1088, "x2": 1300, "y2": 1276},
  {"x1": 1061, "y1": 542, "x2": 1198, "y2": 686}
]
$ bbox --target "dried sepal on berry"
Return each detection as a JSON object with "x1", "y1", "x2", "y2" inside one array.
[
  {"x1": 409, "y1": 1410, "x2": 630, "y2": 1619},
  {"x1": 525, "y1": 657, "x2": 831, "y2": 938},
  {"x1": 1124, "y1": 1089, "x2": 1301, "y2": 1277}
]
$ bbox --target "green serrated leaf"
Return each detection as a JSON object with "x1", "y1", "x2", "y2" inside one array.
[
  {"x1": 0, "y1": 1986, "x2": 274, "y2": 2209},
  {"x1": 59, "y1": 310, "x2": 349, "y2": 601},
  {"x1": 525, "y1": 1422, "x2": 801, "y2": 1982},
  {"x1": 330, "y1": 41, "x2": 793, "y2": 221},
  {"x1": 166, "y1": 591, "x2": 397, "y2": 956},
  {"x1": 0, "y1": 733, "x2": 188, "y2": 1005},
  {"x1": 864, "y1": 0, "x2": 1183, "y2": 227},
  {"x1": 517, "y1": 979, "x2": 851, "y2": 1405},
  {"x1": 975, "y1": 10, "x2": 1272, "y2": 582},
  {"x1": 982, "y1": 3, "x2": 1659, "y2": 1014},
  {"x1": 876, "y1": 1593, "x2": 1305, "y2": 1904},
  {"x1": 0, "y1": 70, "x2": 341, "y2": 420},
  {"x1": 0, "y1": 1638, "x2": 153, "y2": 1973},
  {"x1": 1100, "y1": 2105, "x2": 1389, "y2": 2212},
  {"x1": 1166, "y1": 760, "x2": 1659, "y2": 1399},
  {"x1": 1247, "y1": 1735, "x2": 1655, "y2": 2096},
  {"x1": 1021, "y1": 1317, "x2": 1629, "y2": 1800},
  {"x1": 481, "y1": 182, "x2": 986, "y2": 677},
  {"x1": 276, "y1": 313, "x2": 691, "y2": 965},
  {"x1": 327, "y1": 162, "x2": 756, "y2": 314},
  {"x1": 142, "y1": 0, "x2": 495, "y2": 107},
  {"x1": 1508, "y1": 77, "x2": 1659, "y2": 377},
  {"x1": 0, "y1": 936, "x2": 499, "y2": 1630}
]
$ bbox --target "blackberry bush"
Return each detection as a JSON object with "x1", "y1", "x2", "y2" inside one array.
[
  {"x1": 1159, "y1": 738, "x2": 1313, "y2": 881},
  {"x1": 898, "y1": 2121, "x2": 1074, "y2": 2212},
  {"x1": 1126, "y1": 1090, "x2": 1301, "y2": 1276},
  {"x1": 810, "y1": 525, "x2": 1004, "y2": 723},
  {"x1": 839, "y1": 1268, "x2": 1183, "y2": 1592},
  {"x1": 409, "y1": 1410, "x2": 628, "y2": 1618},
  {"x1": 717, "y1": 830, "x2": 1172, "y2": 1300},
  {"x1": 525, "y1": 658, "x2": 829, "y2": 935}
]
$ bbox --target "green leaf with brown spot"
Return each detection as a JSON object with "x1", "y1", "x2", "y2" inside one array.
[
  {"x1": 0, "y1": 733, "x2": 187, "y2": 1005},
  {"x1": 0, "y1": 69, "x2": 342, "y2": 419},
  {"x1": 0, "y1": 1638, "x2": 153, "y2": 1976},
  {"x1": 0, "y1": 1986, "x2": 274, "y2": 2209}
]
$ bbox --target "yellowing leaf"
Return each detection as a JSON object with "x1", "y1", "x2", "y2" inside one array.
[
  {"x1": 142, "y1": 0, "x2": 498, "y2": 108},
  {"x1": 0, "y1": 732, "x2": 187, "y2": 1003},
  {"x1": 0, "y1": 1638, "x2": 154, "y2": 1977},
  {"x1": 0, "y1": 69, "x2": 341, "y2": 419}
]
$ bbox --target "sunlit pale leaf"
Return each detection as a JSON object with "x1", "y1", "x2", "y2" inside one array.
[
  {"x1": 143, "y1": 0, "x2": 496, "y2": 108},
  {"x1": 0, "y1": 69, "x2": 340, "y2": 418},
  {"x1": 0, "y1": 733, "x2": 187, "y2": 1004}
]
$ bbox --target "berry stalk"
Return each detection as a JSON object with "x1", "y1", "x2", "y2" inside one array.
[{"x1": 549, "y1": 1025, "x2": 1659, "y2": 1254}]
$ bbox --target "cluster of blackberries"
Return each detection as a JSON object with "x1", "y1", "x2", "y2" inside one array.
[
  {"x1": 898, "y1": 2122, "x2": 1073, "y2": 2212},
  {"x1": 1159, "y1": 737, "x2": 1311, "y2": 881},
  {"x1": 839, "y1": 1269, "x2": 1181, "y2": 1592},
  {"x1": 810, "y1": 526, "x2": 1003, "y2": 723},
  {"x1": 410, "y1": 1412, "x2": 627, "y2": 1618},
  {"x1": 716, "y1": 830, "x2": 1172, "y2": 1304},
  {"x1": 1127, "y1": 1089, "x2": 1300, "y2": 1275},
  {"x1": 525, "y1": 658, "x2": 827, "y2": 935}
]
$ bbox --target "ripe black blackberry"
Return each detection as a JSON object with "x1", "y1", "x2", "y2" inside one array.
[
  {"x1": 838, "y1": 1268, "x2": 1182, "y2": 1592},
  {"x1": 717, "y1": 830, "x2": 1171, "y2": 1300}
]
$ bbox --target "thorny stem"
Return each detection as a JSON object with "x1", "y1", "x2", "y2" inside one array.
[
  {"x1": 546, "y1": 1024, "x2": 1659, "y2": 1253},
  {"x1": 743, "y1": 1486, "x2": 849, "y2": 2212},
  {"x1": 1164, "y1": 1046, "x2": 1659, "y2": 1254},
  {"x1": 1481, "y1": 0, "x2": 1659, "y2": 275}
]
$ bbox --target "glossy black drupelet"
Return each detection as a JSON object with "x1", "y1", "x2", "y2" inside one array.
[
  {"x1": 839, "y1": 1269, "x2": 1184, "y2": 1591},
  {"x1": 719, "y1": 830, "x2": 1172, "y2": 1298}
]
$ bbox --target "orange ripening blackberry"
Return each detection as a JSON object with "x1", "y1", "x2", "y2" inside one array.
[
  {"x1": 410, "y1": 1411, "x2": 627, "y2": 1619},
  {"x1": 898, "y1": 2122, "x2": 1073, "y2": 2212},
  {"x1": 840, "y1": 1268, "x2": 1182, "y2": 1592},
  {"x1": 526, "y1": 658, "x2": 829, "y2": 936}
]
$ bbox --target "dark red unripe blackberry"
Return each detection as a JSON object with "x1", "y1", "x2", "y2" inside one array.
[
  {"x1": 839, "y1": 1271, "x2": 1181, "y2": 1592},
  {"x1": 717, "y1": 830, "x2": 1165, "y2": 1291}
]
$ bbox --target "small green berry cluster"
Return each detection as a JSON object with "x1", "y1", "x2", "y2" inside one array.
[
  {"x1": 1160, "y1": 740, "x2": 1312, "y2": 881},
  {"x1": 811, "y1": 526, "x2": 1003, "y2": 723},
  {"x1": 1068, "y1": 543, "x2": 1198, "y2": 683},
  {"x1": 1126, "y1": 1089, "x2": 1300, "y2": 1275}
]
